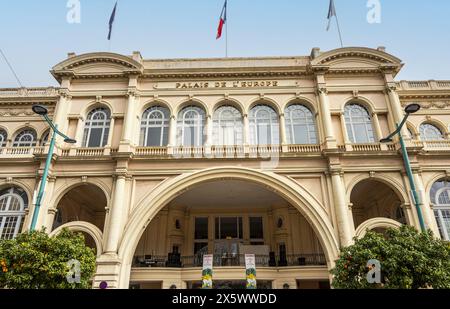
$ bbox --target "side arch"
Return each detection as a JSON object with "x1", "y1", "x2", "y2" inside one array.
[
  {"x1": 346, "y1": 174, "x2": 409, "y2": 204},
  {"x1": 48, "y1": 179, "x2": 111, "y2": 214},
  {"x1": 355, "y1": 218, "x2": 402, "y2": 239},
  {"x1": 50, "y1": 221, "x2": 103, "y2": 256},
  {"x1": 117, "y1": 167, "x2": 340, "y2": 288}
]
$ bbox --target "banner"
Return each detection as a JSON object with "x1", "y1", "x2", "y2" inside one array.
[
  {"x1": 245, "y1": 254, "x2": 257, "y2": 289},
  {"x1": 201, "y1": 254, "x2": 214, "y2": 289}
]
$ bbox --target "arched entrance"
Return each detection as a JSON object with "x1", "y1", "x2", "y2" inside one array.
[
  {"x1": 115, "y1": 167, "x2": 339, "y2": 289},
  {"x1": 51, "y1": 184, "x2": 107, "y2": 251},
  {"x1": 131, "y1": 180, "x2": 328, "y2": 289},
  {"x1": 350, "y1": 178, "x2": 407, "y2": 232}
]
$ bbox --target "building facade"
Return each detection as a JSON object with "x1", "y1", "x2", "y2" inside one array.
[{"x1": 0, "y1": 47, "x2": 449, "y2": 289}]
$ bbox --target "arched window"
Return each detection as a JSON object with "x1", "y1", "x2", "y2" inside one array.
[
  {"x1": 40, "y1": 130, "x2": 50, "y2": 146},
  {"x1": 0, "y1": 129, "x2": 7, "y2": 147},
  {"x1": 430, "y1": 179, "x2": 450, "y2": 240},
  {"x1": 213, "y1": 105, "x2": 243, "y2": 145},
  {"x1": 140, "y1": 106, "x2": 170, "y2": 147},
  {"x1": 177, "y1": 106, "x2": 206, "y2": 147},
  {"x1": 285, "y1": 104, "x2": 318, "y2": 144},
  {"x1": 249, "y1": 105, "x2": 279, "y2": 145},
  {"x1": 82, "y1": 108, "x2": 111, "y2": 148},
  {"x1": 0, "y1": 187, "x2": 28, "y2": 239},
  {"x1": 13, "y1": 129, "x2": 37, "y2": 147},
  {"x1": 344, "y1": 104, "x2": 375, "y2": 143},
  {"x1": 419, "y1": 123, "x2": 444, "y2": 141}
]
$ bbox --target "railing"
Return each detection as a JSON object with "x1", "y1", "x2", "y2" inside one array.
[
  {"x1": 287, "y1": 144, "x2": 321, "y2": 153},
  {"x1": 351, "y1": 143, "x2": 382, "y2": 152},
  {"x1": 0, "y1": 147, "x2": 34, "y2": 155},
  {"x1": 0, "y1": 87, "x2": 58, "y2": 97},
  {"x1": 397, "y1": 80, "x2": 450, "y2": 90},
  {"x1": 135, "y1": 147, "x2": 168, "y2": 156},
  {"x1": 132, "y1": 253, "x2": 327, "y2": 268},
  {"x1": 74, "y1": 148, "x2": 105, "y2": 157},
  {"x1": 422, "y1": 140, "x2": 450, "y2": 150},
  {"x1": 248, "y1": 145, "x2": 281, "y2": 156},
  {"x1": 172, "y1": 146, "x2": 205, "y2": 158},
  {"x1": 211, "y1": 145, "x2": 245, "y2": 158}
]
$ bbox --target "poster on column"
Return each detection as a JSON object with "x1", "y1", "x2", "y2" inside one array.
[
  {"x1": 245, "y1": 254, "x2": 257, "y2": 289},
  {"x1": 201, "y1": 254, "x2": 214, "y2": 289}
]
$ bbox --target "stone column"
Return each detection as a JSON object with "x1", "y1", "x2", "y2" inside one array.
[
  {"x1": 340, "y1": 113, "x2": 352, "y2": 151},
  {"x1": 385, "y1": 84, "x2": 409, "y2": 138},
  {"x1": 105, "y1": 174, "x2": 127, "y2": 254},
  {"x1": 243, "y1": 114, "x2": 250, "y2": 154},
  {"x1": 279, "y1": 113, "x2": 288, "y2": 152},
  {"x1": 106, "y1": 116, "x2": 115, "y2": 148},
  {"x1": 104, "y1": 116, "x2": 115, "y2": 155},
  {"x1": 413, "y1": 171, "x2": 440, "y2": 235},
  {"x1": 330, "y1": 171, "x2": 353, "y2": 247},
  {"x1": 372, "y1": 113, "x2": 387, "y2": 150},
  {"x1": 38, "y1": 176, "x2": 56, "y2": 231},
  {"x1": 75, "y1": 117, "x2": 85, "y2": 148},
  {"x1": 119, "y1": 88, "x2": 137, "y2": 152},
  {"x1": 54, "y1": 88, "x2": 72, "y2": 136},
  {"x1": 205, "y1": 114, "x2": 212, "y2": 154},
  {"x1": 167, "y1": 115, "x2": 177, "y2": 155},
  {"x1": 317, "y1": 87, "x2": 337, "y2": 149}
]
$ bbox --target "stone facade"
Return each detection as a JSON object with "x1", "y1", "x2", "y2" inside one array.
[{"x1": 0, "y1": 47, "x2": 449, "y2": 289}]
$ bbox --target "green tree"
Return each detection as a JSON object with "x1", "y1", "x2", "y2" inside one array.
[
  {"x1": 0, "y1": 229, "x2": 96, "y2": 289},
  {"x1": 331, "y1": 226, "x2": 450, "y2": 289}
]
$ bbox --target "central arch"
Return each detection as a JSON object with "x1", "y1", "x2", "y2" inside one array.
[{"x1": 117, "y1": 167, "x2": 340, "y2": 288}]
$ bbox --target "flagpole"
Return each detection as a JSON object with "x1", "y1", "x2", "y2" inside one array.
[
  {"x1": 226, "y1": 14, "x2": 228, "y2": 57},
  {"x1": 334, "y1": 2, "x2": 344, "y2": 47},
  {"x1": 226, "y1": 0, "x2": 228, "y2": 58}
]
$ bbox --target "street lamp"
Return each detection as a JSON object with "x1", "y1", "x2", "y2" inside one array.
[
  {"x1": 380, "y1": 104, "x2": 426, "y2": 232},
  {"x1": 30, "y1": 105, "x2": 77, "y2": 231}
]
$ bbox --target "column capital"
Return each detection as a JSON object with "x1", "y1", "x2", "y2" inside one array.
[
  {"x1": 126, "y1": 88, "x2": 141, "y2": 98},
  {"x1": 316, "y1": 87, "x2": 328, "y2": 96},
  {"x1": 385, "y1": 84, "x2": 398, "y2": 93},
  {"x1": 58, "y1": 89, "x2": 72, "y2": 99}
]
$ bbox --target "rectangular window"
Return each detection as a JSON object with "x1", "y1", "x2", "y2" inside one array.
[
  {"x1": 194, "y1": 217, "x2": 208, "y2": 240},
  {"x1": 215, "y1": 217, "x2": 243, "y2": 239},
  {"x1": 88, "y1": 128, "x2": 103, "y2": 147},
  {"x1": 147, "y1": 127, "x2": 162, "y2": 146},
  {"x1": 194, "y1": 242, "x2": 208, "y2": 255},
  {"x1": 249, "y1": 217, "x2": 264, "y2": 240}
]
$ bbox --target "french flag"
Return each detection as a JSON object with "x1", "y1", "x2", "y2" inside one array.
[{"x1": 216, "y1": 0, "x2": 227, "y2": 40}]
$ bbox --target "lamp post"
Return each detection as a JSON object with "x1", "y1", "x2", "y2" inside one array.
[
  {"x1": 30, "y1": 105, "x2": 76, "y2": 231},
  {"x1": 380, "y1": 103, "x2": 426, "y2": 232}
]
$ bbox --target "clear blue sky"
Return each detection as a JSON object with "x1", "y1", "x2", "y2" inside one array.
[{"x1": 0, "y1": 0, "x2": 449, "y2": 87}]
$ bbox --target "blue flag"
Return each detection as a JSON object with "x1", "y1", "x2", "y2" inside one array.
[{"x1": 108, "y1": 2, "x2": 117, "y2": 40}]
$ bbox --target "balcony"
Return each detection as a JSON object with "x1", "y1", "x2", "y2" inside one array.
[
  {"x1": 396, "y1": 80, "x2": 450, "y2": 90},
  {"x1": 132, "y1": 253, "x2": 327, "y2": 268},
  {"x1": 0, "y1": 146, "x2": 44, "y2": 158}
]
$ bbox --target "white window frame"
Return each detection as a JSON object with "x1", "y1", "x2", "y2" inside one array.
[
  {"x1": 344, "y1": 104, "x2": 376, "y2": 143},
  {"x1": 285, "y1": 104, "x2": 318, "y2": 145},
  {"x1": 12, "y1": 129, "x2": 37, "y2": 147},
  {"x1": 140, "y1": 106, "x2": 170, "y2": 147},
  {"x1": 0, "y1": 130, "x2": 7, "y2": 147},
  {"x1": 249, "y1": 105, "x2": 280, "y2": 145},
  {"x1": 83, "y1": 108, "x2": 111, "y2": 148},
  {"x1": 419, "y1": 123, "x2": 444, "y2": 141},
  {"x1": 213, "y1": 105, "x2": 243, "y2": 146},
  {"x1": 40, "y1": 130, "x2": 50, "y2": 146},
  {"x1": 177, "y1": 106, "x2": 206, "y2": 147},
  {"x1": 0, "y1": 188, "x2": 26, "y2": 239},
  {"x1": 434, "y1": 186, "x2": 450, "y2": 240}
]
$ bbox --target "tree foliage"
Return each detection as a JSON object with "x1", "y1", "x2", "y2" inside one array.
[
  {"x1": 0, "y1": 229, "x2": 96, "y2": 289},
  {"x1": 331, "y1": 226, "x2": 450, "y2": 289}
]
